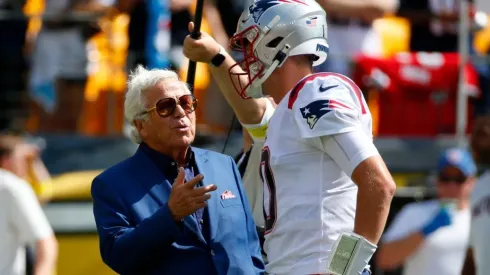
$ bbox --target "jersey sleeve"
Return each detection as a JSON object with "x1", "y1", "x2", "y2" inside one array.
[
  {"x1": 8, "y1": 176, "x2": 54, "y2": 243},
  {"x1": 290, "y1": 73, "x2": 366, "y2": 139},
  {"x1": 318, "y1": 130, "x2": 379, "y2": 177},
  {"x1": 242, "y1": 98, "x2": 275, "y2": 142}
]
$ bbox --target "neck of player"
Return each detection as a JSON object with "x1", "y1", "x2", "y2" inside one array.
[{"x1": 263, "y1": 59, "x2": 314, "y2": 103}]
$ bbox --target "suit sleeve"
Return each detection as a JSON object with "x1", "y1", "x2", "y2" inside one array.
[
  {"x1": 229, "y1": 156, "x2": 265, "y2": 273},
  {"x1": 91, "y1": 176, "x2": 183, "y2": 274}
]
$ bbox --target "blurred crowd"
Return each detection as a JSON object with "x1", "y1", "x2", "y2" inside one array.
[
  {"x1": 0, "y1": 0, "x2": 490, "y2": 274},
  {"x1": 0, "y1": 0, "x2": 489, "y2": 137}
]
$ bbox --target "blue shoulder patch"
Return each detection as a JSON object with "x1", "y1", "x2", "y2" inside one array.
[{"x1": 299, "y1": 100, "x2": 332, "y2": 129}]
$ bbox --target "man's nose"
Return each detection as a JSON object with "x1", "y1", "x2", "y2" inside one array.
[{"x1": 172, "y1": 104, "x2": 186, "y2": 118}]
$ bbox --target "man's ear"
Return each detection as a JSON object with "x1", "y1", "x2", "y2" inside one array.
[{"x1": 133, "y1": 119, "x2": 147, "y2": 138}]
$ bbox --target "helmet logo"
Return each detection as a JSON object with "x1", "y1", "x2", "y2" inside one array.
[{"x1": 249, "y1": 0, "x2": 281, "y2": 23}]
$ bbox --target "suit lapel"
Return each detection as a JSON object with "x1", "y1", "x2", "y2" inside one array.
[{"x1": 194, "y1": 149, "x2": 220, "y2": 241}]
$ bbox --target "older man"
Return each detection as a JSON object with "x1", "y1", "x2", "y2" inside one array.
[{"x1": 91, "y1": 66, "x2": 264, "y2": 275}]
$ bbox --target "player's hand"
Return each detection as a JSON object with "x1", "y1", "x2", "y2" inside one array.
[
  {"x1": 168, "y1": 167, "x2": 217, "y2": 221},
  {"x1": 183, "y1": 22, "x2": 222, "y2": 63},
  {"x1": 421, "y1": 207, "x2": 452, "y2": 237}
]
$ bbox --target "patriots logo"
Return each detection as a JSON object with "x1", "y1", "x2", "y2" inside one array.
[
  {"x1": 248, "y1": 0, "x2": 307, "y2": 23},
  {"x1": 249, "y1": 0, "x2": 281, "y2": 22},
  {"x1": 300, "y1": 99, "x2": 350, "y2": 129}
]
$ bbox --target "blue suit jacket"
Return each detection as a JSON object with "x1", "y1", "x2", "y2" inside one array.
[{"x1": 91, "y1": 146, "x2": 264, "y2": 275}]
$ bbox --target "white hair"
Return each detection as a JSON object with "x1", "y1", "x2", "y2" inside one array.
[{"x1": 125, "y1": 65, "x2": 187, "y2": 144}]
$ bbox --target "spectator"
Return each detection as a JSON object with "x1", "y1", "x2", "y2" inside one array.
[
  {"x1": 29, "y1": 0, "x2": 114, "y2": 133},
  {"x1": 377, "y1": 148, "x2": 477, "y2": 275},
  {"x1": 91, "y1": 66, "x2": 264, "y2": 274},
  {"x1": 0, "y1": 135, "x2": 58, "y2": 275},
  {"x1": 462, "y1": 115, "x2": 490, "y2": 275}
]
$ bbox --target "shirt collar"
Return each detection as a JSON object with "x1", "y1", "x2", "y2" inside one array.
[{"x1": 139, "y1": 142, "x2": 194, "y2": 170}]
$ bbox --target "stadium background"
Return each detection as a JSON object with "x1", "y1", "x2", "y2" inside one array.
[{"x1": 1, "y1": 0, "x2": 490, "y2": 274}]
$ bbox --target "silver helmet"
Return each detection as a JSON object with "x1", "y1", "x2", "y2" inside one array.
[{"x1": 229, "y1": 0, "x2": 329, "y2": 99}]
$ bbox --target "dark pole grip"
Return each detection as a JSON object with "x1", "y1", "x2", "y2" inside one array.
[{"x1": 186, "y1": 0, "x2": 205, "y2": 93}]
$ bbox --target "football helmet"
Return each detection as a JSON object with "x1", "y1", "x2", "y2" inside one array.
[{"x1": 229, "y1": 0, "x2": 329, "y2": 99}]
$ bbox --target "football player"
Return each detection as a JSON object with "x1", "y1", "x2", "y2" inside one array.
[{"x1": 184, "y1": 0, "x2": 395, "y2": 274}]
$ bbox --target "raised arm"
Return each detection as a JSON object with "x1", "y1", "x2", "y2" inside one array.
[{"x1": 183, "y1": 22, "x2": 269, "y2": 125}]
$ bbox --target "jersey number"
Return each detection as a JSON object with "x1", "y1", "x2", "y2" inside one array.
[{"x1": 260, "y1": 146, "x2": 277, "y2": 234}]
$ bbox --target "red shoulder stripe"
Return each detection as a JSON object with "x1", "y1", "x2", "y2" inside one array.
[
  {"x1": 287, "y1": 72, "x2": 331, "y2": 109},
  {"x1": 328, "y1": 73, "x2": 367, "y2": 114},
  {"x1": 287, "y1": 72, "x2": 367, "y2": 114}
]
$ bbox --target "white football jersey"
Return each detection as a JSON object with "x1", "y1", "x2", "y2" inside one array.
[{"x1": 261, "y1": 72, "x2": 378, "y2": 274}]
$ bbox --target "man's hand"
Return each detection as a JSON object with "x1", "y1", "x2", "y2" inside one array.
[
  {"x1": 168, "y1": 167, "x2": 217, "y2": 221},
  {"x1": 183, "y1": 22, "x2": 221, "y2": 63},
  {"x1": 421, "y1": 207, "x2": 452, "y2": 237}
]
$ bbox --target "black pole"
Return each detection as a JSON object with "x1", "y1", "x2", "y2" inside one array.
[{"x1": 186, "y1": 0, "x2": 205, "y2": 93}]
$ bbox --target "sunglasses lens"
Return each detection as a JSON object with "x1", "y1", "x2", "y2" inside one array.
[
  {"x1": 154, "y1": 95, "x2": 197, "y2": 117},
  {"x1": 179, "y1": 94, "x2": 197, "y2": 113},
  {"x1": 156, "y1": 98, "x2": 176, "y2": 117},
  {"x1": 439, "y1": 175, "x2": 467, "y2": 184}
]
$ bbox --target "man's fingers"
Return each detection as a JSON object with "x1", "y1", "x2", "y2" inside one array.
[
  {"x1": 174, "y1": 167, "x2": 186, "y2": 186},
  {"x1": 192, "y1": 184, "x2": 217, "y2": 195},
  {"x1": 188, "y1": 21, "x2": 194, "y2": 33},
  {"x1": 194, "y1": 193, "x2": 212, "y2": 203},
  {"x1": 184, "y1": 174, "x2": 204, "y2": 188}
]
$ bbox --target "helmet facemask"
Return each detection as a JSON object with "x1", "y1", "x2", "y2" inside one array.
[
  {"x1": 229, "y1": 16, "x2": 291, "y2": 99},
  {"x1": 229, "y1": 25, "x2": 266, "y2": 99}
]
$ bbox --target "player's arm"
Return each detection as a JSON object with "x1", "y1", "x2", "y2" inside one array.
[
  {"x1": 461, "y1": 248, "x2": 476, "y2": 275},
  {"x1": 183, "y1": 22, "x2": 269, "y2": 125},
  {"x1": 320, "y1": 132, "x2": 396, "y2": 245}
]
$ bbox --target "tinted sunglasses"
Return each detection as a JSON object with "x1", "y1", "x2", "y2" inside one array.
[
  {"x1": 140, "y1": 94, "x2": 197, "y2": 118},
  {"x1": 438, "y1": 174, "x2": 467, "y2": 184}
]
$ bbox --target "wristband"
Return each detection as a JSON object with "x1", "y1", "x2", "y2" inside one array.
[{"x1": 210, "y1": 46, "x2": 226, "y2": 67}]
